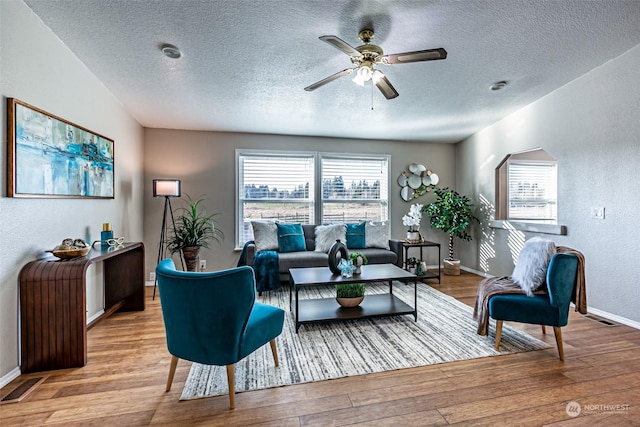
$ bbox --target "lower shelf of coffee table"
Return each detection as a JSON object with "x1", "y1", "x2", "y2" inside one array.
[{"x1": 295, "y1": 293, "x2": 416, "y2": 330}]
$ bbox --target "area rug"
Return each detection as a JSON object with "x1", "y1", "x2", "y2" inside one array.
[{"x1": 180, "y1": 282, "x2": 551, "y2": 400}]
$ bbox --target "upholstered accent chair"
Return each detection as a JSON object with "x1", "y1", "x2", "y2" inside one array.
[
  {"x1": 156, "y1": 259, "x2": 285, "y2": 409},
  {"x1": 488, "y1": 253, "x2": 579, "y2": 360}
]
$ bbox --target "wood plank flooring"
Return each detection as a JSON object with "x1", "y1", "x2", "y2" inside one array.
[{"x1": 1, "y1": 271, "x2": 639, "y2": 426}]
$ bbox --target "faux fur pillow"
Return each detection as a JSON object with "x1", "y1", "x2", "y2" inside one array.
[
  {"x1": 314, "y1": 224, "x2": 346, "y2": 252},
  {"x1": 365, "y1": 221, "x2": 390, "y2": 250},
  {"x1": 251, "y1": 221, "x2": 279, "y2": 251},
  {"x1": 511, "y1": 237, "x2": 556, "y2": 296}
]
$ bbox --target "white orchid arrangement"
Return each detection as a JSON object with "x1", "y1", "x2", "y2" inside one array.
[{"x1": 402, "y1": 203, "x2": 423, "y2": 232}]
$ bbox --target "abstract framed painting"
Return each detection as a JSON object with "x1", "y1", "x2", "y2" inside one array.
[{"x1": 7, "y1": 98, "x2": 114, "y2": 198}]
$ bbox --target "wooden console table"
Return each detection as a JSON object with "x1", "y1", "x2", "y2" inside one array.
[{"x1": 19, "y1": 242, "x2": 145, "y2": 373}]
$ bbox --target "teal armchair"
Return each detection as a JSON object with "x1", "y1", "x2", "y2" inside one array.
[
  {"x1": 488, "y1": 253, "x2": 579, "y2": 360},
  {"x1": 156, "y1": 259, "x2": 285, "y2": 409}
]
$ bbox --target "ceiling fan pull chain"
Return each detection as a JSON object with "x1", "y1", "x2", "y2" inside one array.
[{"x1": 371, "y1": 82, "x2": 374, "y2": 110}]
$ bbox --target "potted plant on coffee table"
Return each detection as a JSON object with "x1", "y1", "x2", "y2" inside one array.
[
  {"x1": 167, "y1": 195, "x2": 224, "y2": 271},
  {"x1": 348, "y1": 252, "x2": 368, "y2": 274},
  {"x1": 422, "y1": 187, "x2": 479, "y2": 275},
  {"x1": 336, "y1": 282, "x2": 366, "y2": 308}
]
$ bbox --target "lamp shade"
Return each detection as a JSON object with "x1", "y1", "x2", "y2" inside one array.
[{"x1": 153, "y1": 179, "x2": 181, "y2": 197}]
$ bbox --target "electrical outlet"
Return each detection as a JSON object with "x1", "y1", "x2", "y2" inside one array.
[
  {"x1": 149, "y1": 272, "x2": 156, "y2": 281},
  {"x1": 199, "y1": 260, "x2": 206, "y2": 271}
]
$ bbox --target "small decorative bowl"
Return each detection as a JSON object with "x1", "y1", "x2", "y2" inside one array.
[{"x1": 51, "y1": 246, "x2": 91, "y2": 259}]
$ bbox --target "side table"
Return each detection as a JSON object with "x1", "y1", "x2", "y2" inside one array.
[{"x1": 401, "y1": 240, "x2": 441, "y2": 283}]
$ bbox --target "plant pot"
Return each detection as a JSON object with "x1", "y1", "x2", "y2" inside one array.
[
  {"x1": 406, "y1": 231, "x2": 420, "y2": 242},
  {"x1": 336, "y1": 296, "x2": 364, "y2": 308},
  {"x1": 443, "y1": 258, "x2": 461, "y2": 276},
  {"x1": 353, "y1": 256, "x2": 364, "y2": 274},
  {"x1": 182, "y1": 246, "x2": 200, "y2": 272}
]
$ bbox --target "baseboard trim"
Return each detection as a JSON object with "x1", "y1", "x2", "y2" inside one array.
[
  {"x1": 87, "y1": 309, "x2": 105, "y2": 325},
  {"x1": 459, "y1": 265, "x2": 493, "y2": 278},
  {"x1": 586, "y1": 306, "x2": 640, "y2": 330},
  {"x1": 458, "y1": 265, "x2": 640, "y2": 331},
  {"x1": 0, "y1": 367, "x2": 21, "y2": 390}
]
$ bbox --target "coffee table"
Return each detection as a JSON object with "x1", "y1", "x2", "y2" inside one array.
[{"x1": 289, "y1": 264, "x2": 418, "y2": 332}]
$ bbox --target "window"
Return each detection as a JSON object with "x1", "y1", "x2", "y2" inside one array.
[
  {"x1": 495, "y1": 148, "x2": 557, "y2": 222},
  {"x1": 236, "y1": 150, "x2": 389, "y2": 247},
  {"x1": 320, "y1": 154, "x2": 388, "y2": 224},
  {"x1": 507, "y1": 162, "x2": 557, "y2": 221},
  {"x1": 237, "y1": 151, "x2": 315, "y2": 245}
]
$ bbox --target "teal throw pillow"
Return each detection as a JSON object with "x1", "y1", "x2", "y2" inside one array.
[
  {"x1": 346, "y1": 222, "x2": 366, "y2": 249},
  {"x1": 277, "y1": 223, "x2": 306, "y2": 253}
]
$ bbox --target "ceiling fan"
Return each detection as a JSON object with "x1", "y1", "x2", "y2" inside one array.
[{"x1": 304, "y1": 29, "x2": 447, "y2": 100}]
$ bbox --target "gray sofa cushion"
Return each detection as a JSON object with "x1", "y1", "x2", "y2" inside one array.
[
  {"x1": 302, "y1": 224, "x2": 317, "y2": 251},
  {"x1": 278, "y1": 251, "x2": 329, "y2": 272},
  {"x1": 357, "y1": 248, "x2": 397, "y2": 265}
]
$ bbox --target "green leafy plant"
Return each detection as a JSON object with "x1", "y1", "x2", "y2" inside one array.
[
  {"x1": 335, "y1": 283, "x2": 365, "y2": 298},
  {"x1": 422, "y1": 187, "x2": 479, "y2": 260},
  {"x1": 348, "y1": 252, "x2": 368, "y2": 264},
  {"x1": 167, "y1": 195, "x2": 224, "y2": 253}
]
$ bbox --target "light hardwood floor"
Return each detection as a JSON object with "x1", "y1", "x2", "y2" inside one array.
[{"x1": 1, "y1": 271, "x2": 639, "y2": 426}]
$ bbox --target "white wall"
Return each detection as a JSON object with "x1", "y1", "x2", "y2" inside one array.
[
  {"x1": 456, "y1": 44, "x2": 640, "y2": 324},
  {"x1": 0, "y1": 1, "x2": 144, "y2": 384},
  {"x1": 143, "y1": 129, "x2": 456, "y2": 277}
]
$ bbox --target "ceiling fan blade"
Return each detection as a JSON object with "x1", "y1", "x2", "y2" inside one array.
[
  {"x1": 375, "y1": 75, "x2": 399, "y2": 100},
  {"x1": 319, "y1": 35, "x2": 363, "y2": 58},
  {"x1": 382, "y1": 48, "x2": 447, "y2": 64},
  {"x1": 304, "y1": 68, "x2": 354, "y2": 91}
]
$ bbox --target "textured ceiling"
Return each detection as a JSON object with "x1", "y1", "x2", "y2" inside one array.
[{"x1": 23, "y1": 0, "x2": 640, "y2": 143}]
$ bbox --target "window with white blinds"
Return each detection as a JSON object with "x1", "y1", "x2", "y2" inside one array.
[
  {"x1": 236, "y1": 150, "x2": 390, "y2": 247},
  {"x1": 320, "y1": 154, "x2": 389, "y2": 224},
  {"x1": 507, "y1": 162, "x2": 557, "y2": 221},
  {"x1": 237, "y1": 151, "x2": 315, "y2": 245}
]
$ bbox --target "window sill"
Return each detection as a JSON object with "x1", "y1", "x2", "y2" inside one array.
[{"x1": 490, "y1": 220, "x2": 567, "y2": 235}]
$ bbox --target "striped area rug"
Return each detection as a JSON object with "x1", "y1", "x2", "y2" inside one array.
[{"x1": 180, "y1": 282, "x2": 550, "y2": 400}]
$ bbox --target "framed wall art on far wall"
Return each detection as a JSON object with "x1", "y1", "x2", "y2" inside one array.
[{"x1": 7, "y1": 98, "x2": 114, "y2": 198}]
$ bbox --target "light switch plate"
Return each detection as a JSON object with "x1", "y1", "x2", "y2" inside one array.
[{"x1": 590, "y1": 207, "x2": 605, "y2": 219}]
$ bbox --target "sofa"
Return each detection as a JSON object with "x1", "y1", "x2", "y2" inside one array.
[{"x1": 245, "y1": 222, "x2": 403, "y2": 282}]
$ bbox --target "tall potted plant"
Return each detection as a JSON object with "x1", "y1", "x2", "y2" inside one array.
[
  {"x1": 422, "y1": 187, "x2": 479, "y2": 275},
  {"x1": 167, "y1": 195, "x2": 224, "y2": 271}
]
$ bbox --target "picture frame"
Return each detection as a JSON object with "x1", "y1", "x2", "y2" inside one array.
[{"x1": 7, "y1": 98, "x2": 114, "y2": 198}]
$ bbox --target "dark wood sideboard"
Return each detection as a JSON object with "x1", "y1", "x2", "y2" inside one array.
[{"x1": 19, "y1": 242, "x2": 145, "y2": 373}]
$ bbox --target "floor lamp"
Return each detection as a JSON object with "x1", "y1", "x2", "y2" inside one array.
[{"x1": 153, "y1": 179, "x2": 184, "y2": 300}]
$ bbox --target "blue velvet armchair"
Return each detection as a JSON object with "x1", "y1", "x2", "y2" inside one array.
[
  {"x1": 488, "y1": 253, "x2": 579, "y2": 360},
  {"x1": 156, "y1": 259, "x2": 285, "y2": 409}
]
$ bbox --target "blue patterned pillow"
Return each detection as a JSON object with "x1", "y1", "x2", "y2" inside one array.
[
  {"x1": 346, "y1": 222, "x2": 366, "y2": 249},
  {"x1": 277, "y1": 223, "x2": 306, "y2": 253}
]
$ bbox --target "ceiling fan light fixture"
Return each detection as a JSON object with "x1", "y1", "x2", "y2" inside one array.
[
  {"x1": 305, "y1": 29, "x2": 447, "y2": 99},
  {"x1": 352, "y1": 66, "x2": 372, "y2": 86},
  {"x1": 372, "y1": 69, "x2": 385, "y2": 84}
]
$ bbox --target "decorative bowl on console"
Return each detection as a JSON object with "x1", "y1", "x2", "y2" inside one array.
[{"x1": 50, "y1": 238, "x2": 91, "y2": 259}]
